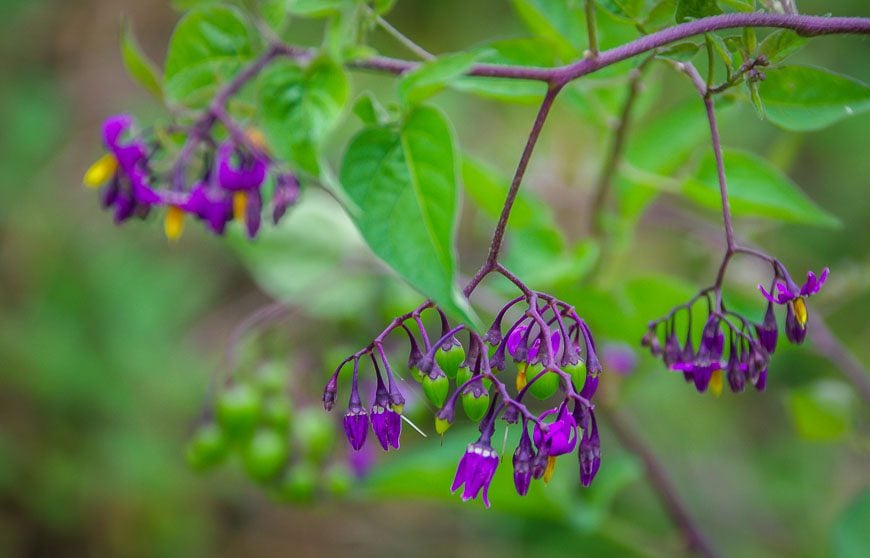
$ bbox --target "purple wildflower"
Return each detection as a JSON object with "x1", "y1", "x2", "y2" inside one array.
[{"x1": 451, "y1": 440, "x2": 499, "y2": 508}]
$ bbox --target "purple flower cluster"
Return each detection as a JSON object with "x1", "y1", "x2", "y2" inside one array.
[
  {"x1": 324, "y1": 294, "x2": 605, "y2": 508},
  {"x1": 84, "y1": 114, "x2": 299, "y2": 241},
  {"x1": 643, "y1": 267, "x2": 829, "y2": 394}
]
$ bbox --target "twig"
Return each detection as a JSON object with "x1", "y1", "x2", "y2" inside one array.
[{"x1": 373, "y1": 13, "x2": 435, "y2": 61}]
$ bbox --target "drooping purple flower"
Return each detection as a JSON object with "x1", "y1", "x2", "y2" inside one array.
[
  {"x1": 533, "y1": 405, "x2": 578, "y2": 457},
  {"x1": 102, "y1": 114, "x2": 148, "y2": 173},
  {"x1": 754, "y1": 301, "x2": 778, "y2": 354},
  {"x1": 343, "y1": 406, "x2": 369, "y2": 451},
  {"x1": 451, "y1": 440, "x2": 499, "y2": 508},
  {"x1": 602, "y1": 343, "x2": 637, "y2": 376},
  {"x1": 272, "y1": 172, "x2": 300, "y2": 224},
  {"x1": 512, "y1": 427, "x2": 535, "y2": 496},
  {"x1": 785, "y1": 301, "x2": 808, "y2": 344},
  {"x1": 578, "y1": 411, "x2": 601, "y2": 488},
  {"x1": 371, "y1": 405, "x2": 401, "y2": 450},
  {"x1": 217, "y1": 141, "x2": 268, "y2": 191},
  {"x1": 181, "y1": 183, "x2": 234, "y2": 234}
]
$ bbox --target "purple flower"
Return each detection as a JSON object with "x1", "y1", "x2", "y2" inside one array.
[
  {"x1": 181, "y1": 184, "x2": 234, "y2": 234},
  {"x1": 759, "y1": 268, "x2": 829, "y2": 305},
  {"x1": 217, "y1": 142, "x2": 268, "y2": 192},
  {"x1": 533, "y1": 405, "x2": 577, "y2": 456},
  {"x1": 451, "y1": 440, "x2": 499, "y2": 508},
  {"x1": 602, "y1": 343, "x2": 637, "y2": 376},
  {"x1": 507, "y1": 323, "x2": 561, "y2": 364},
  {"x1": 272, "y1": 172, "x2": 300, "y2": 224},
  {"x1": 512, "y1": 427, "x2": 535, "y2": 496},
  {"x1": 754, "y1": 301, "x2": 778, "y2": 354},
  {"x1": 343, "y1": 405, "x2": 369, "y2": 451},
  {"x1": 785, "y1": 300, "x2": 808, "y2": 344},
  {"x1": 578, "y1": 411, "x2": 601, "y2": 487},
  {"x1": 371, "y1": 405, "x2": 401, "y2": 450}
]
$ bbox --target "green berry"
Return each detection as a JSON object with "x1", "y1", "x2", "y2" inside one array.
[
  {"x1": 324, "y1": 463, "x2": 354, "y2": 497},
  {"x1": 276, "y1": 462, "x2": 317, "y2": 504},
  {"x1": 185, "y1": 423, "x2": 229, "y2": 471},
  {"x1": 461, "y1": 390, "x2": 490, "y2": 421},
  {"x1": 242, "y1": 428, "x2": 289, "y2": 482},
  {"x1": 216, "y1": 383, "x2": 262, "y2": 439},
  {"x1": 294, "y1": 408, "x2": 335, "y2": 462},
  {"x1": 261, "y1": 397, "x2": 292, "y2": 433},
  {"x1": 422, "y1": 373, "x2": 449, "y2": 408},
  {"x1": 528, "y1": 365, "x2": 560, "y2": 400},
  {"x1": 565, "y1": 361, "x2": 587, "y2": 393},
  {"x1": 256, "y1": 361, "x2": 287, "y2": 395},
  {"x1": 435, "y1": 344, "x2": 465, "y2": 380},
  {"x1": 456, "y1": 366, "x2": 471, "y2": 386}
]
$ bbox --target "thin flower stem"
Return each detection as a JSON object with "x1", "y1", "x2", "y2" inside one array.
[
  {"x1": 485, "y1": 85, "x2": 562, "y2": 265},
  {"x1": 602, "y1": 407, "x2": 721, "y2": 558},
  {"x1": 373, "y1": 12, "x2": 436, "y2": 61}
]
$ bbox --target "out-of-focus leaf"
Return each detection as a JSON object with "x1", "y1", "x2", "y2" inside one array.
[
  {"x1": 719, "y1": 0, "x2": 753, "y2": 11},
  {"x1": 352, "y1": 91, "x2": 388, "y2": 125},
  {"x1": 285, "y1": 0, "x2": 351, "y2": 17},
  {"x1": 786, "y1": 380, "x2": 856, "y2": 442},
  {"x1": 833, "y1": 490, "x2": 870, "y2": 558},
  {"x1": 398, "y1": 51, "x2": 480, "y2": 106},
  {"x1": 598, "y1": 0, "x2": 646, "y2": 21},
  {"x1": 340, "y1": 106, "x2": 479, "y2": 328},
  {"x1": 656, "y1": 41, "x2": 701, "y2": 62},
  {"x1": 759, "y1": 29, "x2": 807, "y2": 65},
  {"x1": 163, "y1": 6, "x2": 255, "y2": 108},
  {"x1": 120, "y1": 21, "x2": 163, "y2": 100},
  {"x1": 452, "y1": 38, "x2": 556, "y2": 104},
  {"x1": 257, "y1": 57, "x2": 349, "y2": 175},
  {"x1": 461, "y1": 156, "x2": 541, "y2": 229},
  {"x1": 753, "y1": 66, "x2": 870, "y2": 131},
  {"x1": 230, "y1": 191, "x2": 384, "y2": 318},
  {"x1": 675, "y1": 0, "x2": 721, "y2": 23},
  {"x1": 682, "y1": 149, "x2": 840, "y2": 227},
  {"x1": 643, "y1": 0, "x2": 676, "y2": 32}
]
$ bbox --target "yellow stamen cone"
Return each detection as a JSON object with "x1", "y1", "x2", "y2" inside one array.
[
  {"x1": 233, "y1": 192, "x2": 248, "y2": 222},
  {"x1": 516, "y1": 363, "x2": 528, "y2": 391},
  {"x1": 710, "y1": 369, "x2": 724, "y2": 397},
  {"x1": 164, "y1": 206, "x2": 185, "y2": 242},
  {"x1": 793, "y1": 298, "x2": 808, "y2": 327},
  {"x1": 543, "y1": 456, "x2": 557, "y2": 483},
  {"x1": 83, "y1": 154, "x2": 117, "y2": 188}
]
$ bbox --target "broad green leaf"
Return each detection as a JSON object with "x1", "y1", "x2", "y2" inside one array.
[
  {"x1": 257, "y1": 57, "x2": 349, "y2": 175},
  {"x1": 452, "y1": 38, "x2": 556, "y2": 104},
  {"x1": 758, "y1": 29, "x2": 807, "y2": 65},
  {"x1": 163, "y1": 6, "x2": 255, "y2": 108},
  {"x1": 352, "y1": 92, "x2": 388, "y2": 125},
  {"x1": 785, "y1": 380, "x2": 856, "y2": 442},
  {"x1": 682, "y1": 149, "x2": 840, "y2": 227},
  {"x1": 598, "y1": 0, "x2": 646, "y2": 21},
  {"x1": 675, "y1": 0, "x2": 721, "y2": 23},
  {"x1": 656, "y1": 41, "x2": 701, "y2": 62},
  {"x1": 230, "y1": 191, "x2": 383, "y2": 319},
  {"x1": 398, "y1": 51, "x2": 479, "y2": 107},
  {"x1": 833, "y1": 490, "x2": 870, "y2": 558},
  {"x1": 755, "y1": 66, "x2": 870, "y2": 131},
  {"x1": 643, "y1": 0, "x2": 676, "y2": 32},
  {"x1": 340, "y1": 106, "x2": 479, "y2": 327},
  {"x1": 120, "y1": 21, "x2": 163, "y2": 101}
]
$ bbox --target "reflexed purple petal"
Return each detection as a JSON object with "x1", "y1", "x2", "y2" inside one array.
[
  {"x1": 533, "y1": 406, "x2": 577, "y2": 456},
  {"x1": 506, "y1": 323, "x2": 528, "y2": 358},
  {"x1": 800, "y1": 267, "x2": 829, "y2": 297},
  {"x1": 102, "y1": 114, "x2": 134, "y2": 150},
  {"x1": 217, "y1": 142, "x2": 267, "y2": 191},
  {"x1": 528, "y1": 330, "x2": 561, "y2": 363},
  {"x1": 246, "y1": 190, "x2": 262, "y2": 238}
]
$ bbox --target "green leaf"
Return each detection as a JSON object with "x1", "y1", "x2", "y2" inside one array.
[
  {"x1": 452, "y1": 38, "x2": 556, "y2": 104},
  {"x1": 675, "y1": 0, "x2": 721, "y2": 23},
  {"x1": 352, "y1": 92, "x2": 388, "y2": 125},
  {"x1": 340, "y1": 106, "x2": 479, "y2": 328},
  {"x1": 833, "y1": 490, "x2": 870, "y2": 558},
  {"x1": 511, "y1": 0, "x2": 585, "y2": 60},
  {"x1": 758, "y1": 29, "x2": 807, "y2": 65},
  {"x1": 257, "y1": 57, "x2": 349, "y2": 175},
  {"x1": 786, "y1": 380, "x2": 856, "y2": 442},
  {"x1": 682, "y1": 149, "x2": 840, "y2": 227},
  {"x1": 285, "y1": 0, "x2": 350, "y2": 17},
  {"x1": 755, "y1": 66, "x2": 870, "y2": 131},
  {"x1": 163, "y1": 6, "x2": 255, "y2": 108},
  {"x1": 708, "y1": 32, "x2": 733, "y2": 72},
  {"x1": 719, "y1": 0, "x2": 753, "y2": 12},
  {"x1": 120, "y1": 21, "x2": 163, "y2": 101},
  {"x1": 643, "y1": 0, "x2": 677, "y2": 32},
  {"x1": 656, "y1": 41, "x2": 701, "y2": 62},
  {"x1": 462, "y1": 156, "x2": 540, "y2": 229},
  {"x1": 598, "y1": 0, "x2": 646, "y2": 20},
  {"x1": 398, "y1": 51, "x2": 479, "y2": 106}
]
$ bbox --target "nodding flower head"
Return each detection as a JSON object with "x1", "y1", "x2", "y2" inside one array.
[
  {"x1": 533, "y1": 405, "x2": 577, "y2": 457},
  {"x1": 343, "y1": 404, "x2": 369, "y2": 451},
  {"x1": 755, "y1": 301, "x2": 779, "y2": 354},
  {"x1": 759, "y1": 268, "x2": 828, "y2": 344},
  {"x1": 371, "y1": 380, "x2": 401, "y2": 450},
  {"x1": 451, "y1": 440, "x2": 499, "y2": 508},
  {"x1": 512, "y1": 427, "x2": 535, "y2": 496},
  {"x1": 217, "y1": 141, "x2": 268, "y2": 192}
]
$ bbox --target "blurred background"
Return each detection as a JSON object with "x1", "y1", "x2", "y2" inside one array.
[{"x1": 1, "y1": 0, "x2": 868, "y2": 556}]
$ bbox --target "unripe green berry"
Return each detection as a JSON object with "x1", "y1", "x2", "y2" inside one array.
[
  {"x1": 185, "y1": 423, "x2": 229, "y2": 471},
  {"x1": 216, "y1": 383, "x2": 262, "y2": 440},
  {"x1": 242, "y1": 428, "x2": 289, "y2": 482},
  {"x1": 564, "y1": 361, "x2": 587, "y2": 393},
  {"x1": 461, "y1": 390, "x2": 490, "y2": 421},
  {"x1": 435, "y1": 344, "x2": 465, "y2": 380},
  {"x1": 528, "y1": 365, "x2": 560, "y2": 400},
  {"x1": 261, "y1": 397, "x2": 292, "y2": 433},
  {"x1": 422, "y1": 373, "x2": 449, "y2": 408}
]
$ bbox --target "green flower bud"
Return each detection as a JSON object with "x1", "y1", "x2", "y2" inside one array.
[
  {"x1": 242, "y1": 429, "x2": 289, "y2": 482},
  {"x1": 185, "y1": 423, "x2": 229, "y2": 471},
  {"x1": 422, "y1": 373, "x2": 450, "y2": 408},
  {"x1": 216, "y1": 383, "x2": 261, "y2": 439},
  {"x1": 461, "y1": 390, "x2": 490, "y2": 421},
  {"x1": 435, "y1": 344, "x2": 465, "y2": 380}
]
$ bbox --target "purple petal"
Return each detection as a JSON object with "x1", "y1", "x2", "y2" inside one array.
[{"x1": 217, "y1": 142, "x2": 267, "y2": 191}]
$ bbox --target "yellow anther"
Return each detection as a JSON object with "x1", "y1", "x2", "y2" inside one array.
[
  {"x1": 710, "y1": 369, "x2": 724, "y2": 397},
  {"x1": 164, "y1": 206, "x2": 185, "y2": 242},
  {"x1": 793, "y1": 298, "x2": 808, "y2": 327},
  {"x1": 543, "y1": 456, "x2": 557, "y2": 484},
  {"x1": 83, "y1": 153, "x2": 117, "y2": 188},
  {"x1": 233, "y1": 192, "x2": 248, "y2": 222},
  {"x1": 516, "y1": 363, "x2": 528, "y2": 392}
]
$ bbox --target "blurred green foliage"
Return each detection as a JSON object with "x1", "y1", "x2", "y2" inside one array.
[{"x1": 1, "y1": 1, "x2": 868, "y2": 557}]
